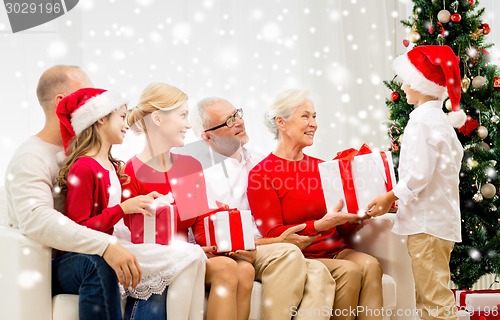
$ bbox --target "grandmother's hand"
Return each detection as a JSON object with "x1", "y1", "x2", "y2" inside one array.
[
  {"x1": 314, "y1": 199, "x2": 362, "y2": 232},
  {"x1": 279, "y1": 224, "x2": 320, "y2": 250}
]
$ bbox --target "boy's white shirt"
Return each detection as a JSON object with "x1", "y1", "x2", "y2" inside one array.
[{"x1": 392, "y1": 100, "x2": 463, "y2": 242}]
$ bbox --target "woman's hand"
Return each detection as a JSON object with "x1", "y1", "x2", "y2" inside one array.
[
  {"x1": 314, "y1": 199, "x2": 362, "y2": 232},
  {"x1": 120, "y1": 191, "x2": 162, "y2": 215}
]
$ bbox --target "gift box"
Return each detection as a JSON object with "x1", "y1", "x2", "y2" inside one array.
[
  {"x1": 457, "y1": 310, "x2": 500, "y2": 320},
  {"x1": 125, "y1": 193, "x2": 177, "y2": 245},
  {"x1": 456, "y1": 289, "x2": 500, "y2": 313},
  {"x1": 318, "y1": 144, "x2": 397, "y2": 215},
  {"x1": 204, "y1": 206, "x2": 255, "y2": 253}
]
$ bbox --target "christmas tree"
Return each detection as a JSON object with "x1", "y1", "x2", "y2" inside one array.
[{"x1": 385, "y1": 0, "x2": 500, "y2": 289}]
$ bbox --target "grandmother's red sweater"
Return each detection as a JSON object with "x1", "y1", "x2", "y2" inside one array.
[{"x1": 247, "y1": 153, "x2": 349, "y2": 258}]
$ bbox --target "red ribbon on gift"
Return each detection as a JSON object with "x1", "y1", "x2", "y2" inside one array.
[
  {"x1": 333, "y1": 144, "x2": 393, "y2": 213},
  {"x1": 229, "y1": 210, "x2": 245, "y2": 251},
  {"x1": 205, "y1": 207, "x2": 246, "y2": 252}
]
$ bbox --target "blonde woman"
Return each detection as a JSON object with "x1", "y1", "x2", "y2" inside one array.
[{"x1": 125, "y1": 83, "x2": 255, "y2": 320}]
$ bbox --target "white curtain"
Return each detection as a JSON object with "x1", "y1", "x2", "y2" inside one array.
[{"x1": 0, "y1": 0, "x2": 498, "y2": 180}]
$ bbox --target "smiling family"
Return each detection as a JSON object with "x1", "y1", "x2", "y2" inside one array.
[{"x1": 5, "y1": 44, "x2": 463, "y2": 320}]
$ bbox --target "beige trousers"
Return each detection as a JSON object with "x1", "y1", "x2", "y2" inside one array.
[
  {"x1": 254, "y1": 243, "x2": 335, "y2": 320},
  {"x1": 318, "y1": 249, "x2": 384, "y2": 320},
  {"x1": 407, "y1": 233, "x2": 458, "y2": 320}
]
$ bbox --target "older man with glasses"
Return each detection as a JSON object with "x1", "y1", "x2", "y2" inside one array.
[{"x1": 175, "y1": 97, "x2": 336, "y2": 320}]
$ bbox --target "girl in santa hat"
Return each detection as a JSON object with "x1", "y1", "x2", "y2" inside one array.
[
  {"x1": 125, "y1": 82, "x2": 255, "y2": 320},
  {"x1": 56, "y1": 87, "x2": 207, "y2": 320}
]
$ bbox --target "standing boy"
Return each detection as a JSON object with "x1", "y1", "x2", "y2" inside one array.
[{"x1": 367, "y1": 45, "x2": 465, "y2": 320}]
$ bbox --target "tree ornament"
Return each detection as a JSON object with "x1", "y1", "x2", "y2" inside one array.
[
  {"x1": 472, "y1": 76, "x2": 487, "y2": 88},
  {"x1": 494, "y1": 76, "x2": 500, "y2": 88},
  {"x1": 478, "y1": 142, "x2": 490, "y2": 151},
  {"x1": 481, "y1": 183, "x2": 497, "y2": 199},
  {"x1": 471, "y1": 28, "x2": 483, "y2": 40},
  {"x1": 467, "y1": 158, "x2": 479, "y2": 169},
  {"x1": 490, "y1": 115, "x2": 499, "y2": 124},
  {"x1": 466, "y1": 46, "x2": 480, "y2": 66},
  {"x1": 390, "y1": 91, "x2": 400, "y2": 102},
  {"x1": 445, "y1": 99, "x2": 452, "y2": 111},
  {"x1": 461, "y1": 77, "x2": 471, "y2": 92},
  {"x1": 438, "y1": 10, "x2": 451, "y2": 23},
  {"x1": 473, "y1": 192, "x2": 483, "y2": 202},
  {"x1": 458, "y1": 116, "x2": 479, "y2": 136},
  {"x1": 482, "y1": 23, "x2": 491, "y2": 35},
  {"x1": 477, "y1": 126, "x2": 488, "y2": 139},
  {"x1": 408, "y1": 30, "x2": 421, "y2": 43},
  {"x1": 403, "y1": 39, "x2": 410, "y2": 47},
  {"x1": 451, "y1": 13, "x2": 461, "y2": 22},
  {"x1": 427, "y1": 22, "x2": 434, "y2": 34},
  {"x1": 467, "y1": 0, "x2": 475, "y2": 5},
  {"x1": 389, "y1": 126, "x2": 401, "y2": 152}
]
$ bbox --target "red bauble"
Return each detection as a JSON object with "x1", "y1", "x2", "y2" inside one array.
[
  {"x1": 451, "y1": 13, "x2": 461, "y2": 22},
  {"x1": 494, "y1": 76, "x2": 500, "y2": 88},
  {"x1": 402, "y1": 39, "x2": 410, "y2": 47},
  {"x1": 390, "y1": 91, "x2": 400, "y2": 102},
  {"x1": 467, "y1": 0, "x2": 475, "y2": 5},
  {"x1": 482, "y1": 23, "x2": 491, "y2": 35},
  {"x1": 458, "y1": 116, "x2": 479, "y2": 136}
]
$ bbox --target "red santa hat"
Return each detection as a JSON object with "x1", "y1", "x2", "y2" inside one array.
[
  {"x1": 56, "y1": 88, "x2": 127, "y2": 151},
  {"x1": 393, "y1": 45, "x2": 466, "y2": 128}
]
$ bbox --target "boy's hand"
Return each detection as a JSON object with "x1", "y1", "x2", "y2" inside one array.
[{"x1": 366, "y1": 191, "x2": 398, "y2": 217}]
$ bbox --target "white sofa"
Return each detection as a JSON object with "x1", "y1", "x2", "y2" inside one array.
[{"x1": 0, "y1": 186, "x2": 416, "y2": 320}]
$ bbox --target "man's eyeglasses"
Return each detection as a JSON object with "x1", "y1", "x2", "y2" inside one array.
[{"x1": 204, "y1": 108, "x2": 244, "y2": 132}]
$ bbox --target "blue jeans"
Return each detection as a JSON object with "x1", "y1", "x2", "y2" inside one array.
[
  {"x1": 52, "y1": 252, "x2": 122, "y2": 320},
  {"x1": 125, "y1": 289, "x2": 167, "y2": 320}
]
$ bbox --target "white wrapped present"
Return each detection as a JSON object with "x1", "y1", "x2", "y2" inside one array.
[{"x1": 318, "y1": 144, "x2": 397, "y2": 215}]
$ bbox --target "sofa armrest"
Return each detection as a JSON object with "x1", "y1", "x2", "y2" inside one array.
[
  {"x1": 348, "y1": 215, "x2": 417, "y2": 320},
  {"x1": 0, "y1": 226, "x2": 53, "y2": 320}
]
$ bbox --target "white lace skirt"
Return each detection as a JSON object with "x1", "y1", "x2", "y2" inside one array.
[{"x1": 114, "y1": 220, "x2": 206, "y2": 300}]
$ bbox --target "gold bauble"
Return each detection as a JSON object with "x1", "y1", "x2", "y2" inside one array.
[
  {"x1": 445, "y1": 99, "x2": 453, "y2": 111},
  {"x1": 467, "y1": 158, "x2": 479, "y2": 169},
  {"x1": 480, "y1": 183, "x2": 497, "y2": 199},
  {"x1": 408, "y1": 30, "x2": 421, "y2": 43},
  {"x1": 478, "y1": 142, "x2": 490, "y2": 151},
  {"x1": 461, "y1": 77, "x2": 471, "y2": 92},
  {"x1": 438, "y1": 10, "x2": 451, "y2": 23},
  {"x1": 472, "y1": 76, "x2": 487, "y2": 88},
  {"x1": 477, "y1": 125, "x2": 488, "y2": 139}
]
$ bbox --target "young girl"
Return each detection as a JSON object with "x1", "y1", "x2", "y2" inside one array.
[
  {"x1": 56, "y1": 87, "x2": 206, "y2": 320},
  {"x1": 124, "y1": 82, "x2": 255, "y2": 320}
]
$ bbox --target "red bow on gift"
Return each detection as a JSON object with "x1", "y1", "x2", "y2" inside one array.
[{"x1": 333, "y1": 144, "x2": 394, "y2": 214}]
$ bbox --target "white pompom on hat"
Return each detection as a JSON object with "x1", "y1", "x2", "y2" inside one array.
[
  {"x1": 393, "y1": 45, "x2": 466, "y2": 128},
  {"x1": 56, "y1": 87, "x2": 127, "y2": 152}
]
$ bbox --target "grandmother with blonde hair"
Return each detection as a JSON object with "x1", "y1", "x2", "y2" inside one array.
[
  {"x1": 247, "y1": 89, "x2": 384, "y2": 320},
  {"x1": 124, "y1": 83, "x2": 255, "y2": 320}
]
